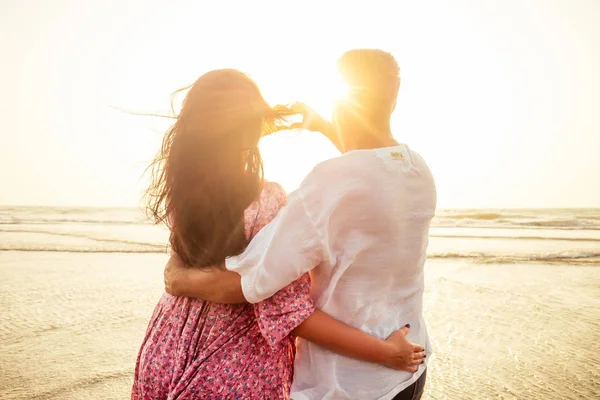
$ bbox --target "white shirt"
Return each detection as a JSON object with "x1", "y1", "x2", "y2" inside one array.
[{"x1": 226, "y1": 144, "x2": 437, "y2": 400}]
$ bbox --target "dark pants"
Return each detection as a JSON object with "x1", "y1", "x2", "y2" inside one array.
[{"x1": 392, "y1": 369, "x2": 427, "y2": 400}]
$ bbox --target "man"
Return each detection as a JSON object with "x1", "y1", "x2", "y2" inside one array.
[{"x1": 166, "y1": 49, "x2": 436, "y2": 400}]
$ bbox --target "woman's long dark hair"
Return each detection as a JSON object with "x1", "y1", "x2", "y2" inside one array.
[{"x1": 145, "y1": 69, "x2": 288, "y2": 268}]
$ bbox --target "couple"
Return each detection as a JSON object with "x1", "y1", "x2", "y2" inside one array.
[{"x1": 132, "y1": 49, "x2": 436, "y2": 400}]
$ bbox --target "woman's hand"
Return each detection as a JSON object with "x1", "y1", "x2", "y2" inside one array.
[
  {"x1": 269, "y1": 102, "x2": 343, "y2": 152},
  {"x1": 261, "y1": 104, "x2": 297, "y2": 137},
  {"x1": 382, "y1": 325, "x2": 425, "y2": 372}
]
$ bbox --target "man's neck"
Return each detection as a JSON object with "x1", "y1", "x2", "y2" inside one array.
[{"x1": 339, "y1": 121, "x2": 399, "y2": 153}]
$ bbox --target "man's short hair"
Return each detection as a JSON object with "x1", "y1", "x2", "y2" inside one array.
[{"x1": 337, "y1": 49, "x2": 400, "y2": 107}]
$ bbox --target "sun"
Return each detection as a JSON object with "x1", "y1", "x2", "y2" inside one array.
[{"x1": 300, "y1": 70, "x2": 349, "y2": 118}]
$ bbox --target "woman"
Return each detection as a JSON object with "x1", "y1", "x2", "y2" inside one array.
[{"x1": 132, "y1": 69, "x2": 425, "y2": 399}]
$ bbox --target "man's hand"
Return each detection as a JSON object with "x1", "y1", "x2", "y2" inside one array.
[
  {"x1": 164, "y1": 255, "x2": 193, "y2": 296},
  {"x1": 286, "y1": 102, "x2": 344, "y2": 153},
  {"x1": 163, "y1": 256, "x2": 246, "y2": 303},
  {"x1": 288, "y1": 102, "x2": 334, "y2": 134},
  {"x1": 382, "y1": 325, "x2": 425, "y2": 372}
]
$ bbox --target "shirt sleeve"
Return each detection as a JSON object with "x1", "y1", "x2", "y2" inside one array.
[
  {"x1": 226, "y1": 184, "x2": 324, "y2": 303},
  {"x1": 225, "y1": 158, "x2": 346, "y2": 302},
  {"x1": 253, "y1": 272, "x2": 315, "y2": 347}
]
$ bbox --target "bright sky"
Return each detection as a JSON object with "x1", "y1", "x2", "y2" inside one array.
[{"x1": 1, "y1": 0, "x2": 599, "y2": 208}]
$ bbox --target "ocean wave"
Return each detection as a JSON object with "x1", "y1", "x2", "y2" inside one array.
[
  {"x1": 2, "y1": 246, "x2": 598, "y2": 265},
  {"x1": 434, "y1": 209, "x2": 600, "y2": 230},
  {"x1": 0, "y1": 217, "x2": 151, "y2": 226},
  {"x1": 439, "y1": 212, "x2": 506, "y2": 220},
  {"x1": 432, "y1": 223, "x2": 600, "y2": 231},
  {"x1": 5, "y1": 217, "x2": 598, "y2": 230},
  {"x1": 0, "y1": 246, "x2": 166, "y2": 254},
  {"x1": 0, "y1": 227, "x2": 166, "y2": 248},
  {"x1": 429, "y1": 251, "x2": 600, "y2": 265},
  {"x1": 3, "y1": 207, "x2": 599, "y2": 230},
  {"x1": 430, "y1": 234, "x2": 600, "y2": 242},
  {"x1": 0, "y1": 206, "x2": 152, "y2": 226},
  {"x1": 518, "y1": 220, "x2": 600, "y2": 228}
]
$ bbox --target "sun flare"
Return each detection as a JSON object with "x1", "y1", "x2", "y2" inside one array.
[{"x1": 258, "y1": 65, "x2": 349, "y2": 121}]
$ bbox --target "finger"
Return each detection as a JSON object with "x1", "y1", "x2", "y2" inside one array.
[
  {"x1": 413, "y1": 345, "x2": 425, "y2": 352},
  {"x1": 268, "y1": 125, "x2": 289, "y2": 134},
  {"x1": 404, "y1": 366, "x2": 418, "y2": 373},
  {"x1": 290, "y1": 102, "x2": 308, "y2": 113},
  {"x1": 412, "y1": 351, "x2": 425, "y2": 360},
  {"x1": 290, "y1": 122, "x2": 305, "y2": 130},
  {"x1": 410, "y1": 359, "x2": 424, "y2": 366},
  {"x1": 272, "y1": 104, "x2": 293, "y2": 113},
  {"x1": 397, "y1": 324, "x2": 410, "y2": 336}
]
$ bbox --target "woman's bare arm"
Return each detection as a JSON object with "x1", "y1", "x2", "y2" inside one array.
[{"x1": 294, "y1": 310, "x2": 424, "y2": 371}]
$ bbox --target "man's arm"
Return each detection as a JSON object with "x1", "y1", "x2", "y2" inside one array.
[{"x1": 164, "y1": 265, "x2": 426, "y2": 372}]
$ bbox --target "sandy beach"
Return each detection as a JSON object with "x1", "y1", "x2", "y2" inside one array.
[{"x1": 1, "y1": 251, "x2": 599, "y2": 399}]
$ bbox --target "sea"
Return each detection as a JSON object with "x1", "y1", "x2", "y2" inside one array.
[{"x1": 1, "y1": 207, "x2": 599, "y2": 399}]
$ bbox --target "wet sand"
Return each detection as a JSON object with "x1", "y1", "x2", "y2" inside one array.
[{"x1": 1, "y1": 252, "x2": 599, "y2": 399}]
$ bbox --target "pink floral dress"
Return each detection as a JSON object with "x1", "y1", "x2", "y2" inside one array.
[{"x1": 132, "y1": 182, "x2": 315, "y2": 400}]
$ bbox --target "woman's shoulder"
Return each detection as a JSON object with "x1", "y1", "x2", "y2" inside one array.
[
  {"x1": 260, "y1": 181, "x2": 287, "y2": 206},
  {"x1": 244, "y1": 181, "x2": 287, "y2": 239}
]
